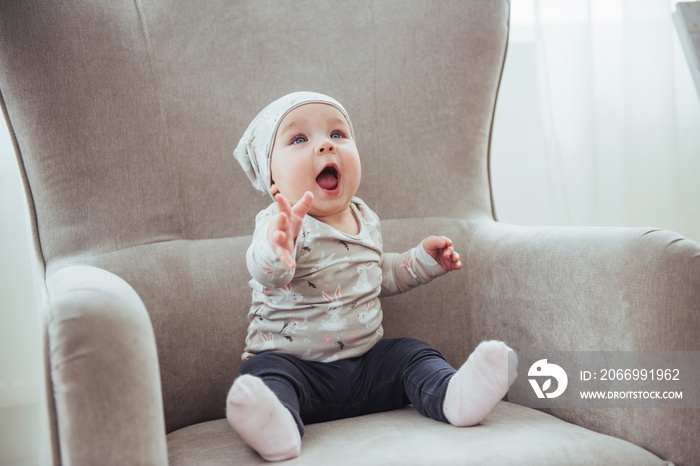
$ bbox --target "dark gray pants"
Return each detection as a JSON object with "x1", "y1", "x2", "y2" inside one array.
[{"x1": 238, "y1": 337, "x2": 455, "y2": 436}]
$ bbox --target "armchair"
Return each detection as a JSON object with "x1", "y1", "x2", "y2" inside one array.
[{"x1": 1, "y1": 1, "x2": 696, "y2": 464}]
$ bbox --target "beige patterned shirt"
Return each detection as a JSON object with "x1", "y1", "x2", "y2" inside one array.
[{"x1": 242, "y1": 197, "x2": 447, "y2": 362}]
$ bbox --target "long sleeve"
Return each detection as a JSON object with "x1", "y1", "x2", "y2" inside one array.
[
  {"x1": 246, "y1": 205, "x2": 297, "y2": 289},
  {"x1": 380, "y1": 241, "x2": 448, "y2": 297}
]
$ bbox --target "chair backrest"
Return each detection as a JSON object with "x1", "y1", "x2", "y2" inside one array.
[{"x1": 0, "y1": 0, "x2": 509, "y2": 433}]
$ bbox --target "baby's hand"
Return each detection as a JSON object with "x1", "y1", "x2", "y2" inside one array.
[
  {"x1": 268, "y1": 192, "x2": 314, "y2": 269},
  {"x1": 422, "y1": 236, "x2": 462, "y2": 272}
]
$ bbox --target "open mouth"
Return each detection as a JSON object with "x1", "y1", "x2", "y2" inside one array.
[{"x1": 315, "y1": 165, "x2": 340, "y2": 191}]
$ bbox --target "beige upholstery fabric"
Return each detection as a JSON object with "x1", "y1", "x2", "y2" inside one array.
[
  {"x1": 167, "y1": 403, "x2": 669, "y2": 465},
  {"x1": 0, "y1": 0, "x2": 696, "y2": 464}
]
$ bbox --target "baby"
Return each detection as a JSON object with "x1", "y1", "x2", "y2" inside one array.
[{"x1": 230, "y1": 92, "x2": 516, "y2": 461}]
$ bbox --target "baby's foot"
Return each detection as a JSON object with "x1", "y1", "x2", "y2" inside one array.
[
  {"x1": 442, "y1": 340, "x2": 518, "y2": 427},
  {"x1": 226, "y1": 375, "x2": 301, "y2": 462}
]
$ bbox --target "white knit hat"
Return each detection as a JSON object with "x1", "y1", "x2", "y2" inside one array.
[{"x1": 233, "y1": 91, "x2": 354, "y2": 197}]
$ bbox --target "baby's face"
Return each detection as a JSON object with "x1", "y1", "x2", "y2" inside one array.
[{"x1": 270, "y1": 103, "x2": 361, "y2": 219}]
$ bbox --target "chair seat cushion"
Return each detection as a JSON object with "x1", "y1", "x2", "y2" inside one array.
[{"x1": 167, "y1": 402, "x2": 666, "y2": 465}]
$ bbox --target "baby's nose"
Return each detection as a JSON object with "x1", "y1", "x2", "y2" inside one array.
[{"x1": 316, "y1": 140, "x2": 335, "y2": 155}]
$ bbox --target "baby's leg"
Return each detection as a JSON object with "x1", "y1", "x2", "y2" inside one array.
[
  {"x1": 226, "y1": 374, "x2": 301, "y2": 462},
  {"x1": 443, "y1": 340, "x2": 518, "y2": 427},
  {"x1": 357, "y1": 338, "x2": 455, "y2": 422}
]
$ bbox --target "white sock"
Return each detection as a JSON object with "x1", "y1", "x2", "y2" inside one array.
[
  {"x1": 226, "y1": 374, "x2": 301, "y2": 462},
  {"x1": 442, "y1": 340, "x2": 518, "y2": 427}
]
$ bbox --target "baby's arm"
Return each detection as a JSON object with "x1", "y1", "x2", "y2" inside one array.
[
  {"x1": 268, "y1": 192, "x2": 313, "y2": 270},
  {"x1": 380, "y1": 236, "x2": 461, "y2": 297},
  {"x1": 246, "y1": 192, "x2": 313, "y2": 287}
]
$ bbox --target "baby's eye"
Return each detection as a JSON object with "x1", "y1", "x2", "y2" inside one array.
[
  {"x1": 292, "y1": 135, "x2": 307, "y2": 144},
  {"x1": 330, "y1": 131, "x2": 345, "y2": 139}
]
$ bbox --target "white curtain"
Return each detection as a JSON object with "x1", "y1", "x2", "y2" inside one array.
[
  {"x1": 492, "y1": 0, "x2": 700, "y2": 243},
  {"x1": 0, "y1": 124, "x2": 48, "y2": 462}
]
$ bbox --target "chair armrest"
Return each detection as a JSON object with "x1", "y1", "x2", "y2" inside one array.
[
  {"x1": 467, "y1": 222, "x2": 700, "y2": 352},
  {"x1": 465, "y1": 221, "x2": 699, "y2": 464},
  {"x1": 46, "y1": 266, "x2": 167, "y2": 465}
]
